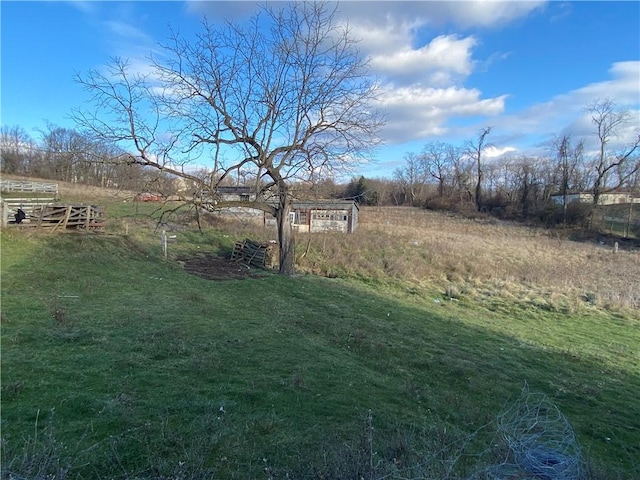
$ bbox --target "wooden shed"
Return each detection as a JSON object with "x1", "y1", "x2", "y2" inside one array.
[
  {"x1": 265, "y1": 200, "x2": 359, "y2": 234},
  {"x1": 205, "y1": 186, "x2": 264, "y2": 221}
]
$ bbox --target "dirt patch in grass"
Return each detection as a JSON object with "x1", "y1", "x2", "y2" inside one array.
[{"x1": 178, "y1": 252, "x2": 268, "y2": 280}]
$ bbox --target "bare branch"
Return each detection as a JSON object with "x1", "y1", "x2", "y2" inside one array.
[{"x1": 72, "y1": 1, "x2": 383, "y2": 275}]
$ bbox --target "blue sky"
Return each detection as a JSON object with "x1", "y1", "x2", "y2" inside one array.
[{"x1": 2, "y1": 1, "x2": 639, "y2": 179}]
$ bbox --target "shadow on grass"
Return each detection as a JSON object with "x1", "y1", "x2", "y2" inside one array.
[{"x1": 1, "y1": 233, "x2": 638, "y2": 479}]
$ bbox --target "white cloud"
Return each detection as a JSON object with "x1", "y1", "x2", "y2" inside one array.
[
  {"x1": 440, "y1": 1, "x2": 547, "y2": 28},
  {"x1": 178, "y1": 1, "x2": 547, "y2": 149},
  {"x1": 483, "y1": 145, "x2": 518, "y2": 158},
  {"x1": 378, "y1": 86, "x2": 507, "y2": 143},
  {"x1": 103, "y1": 20, "x2": 154, "y2": 44},
  {"x1": 340, "y1": 3, "x2": 543, "y2": 146},
  {"x1": 574, "y1": 61, "x2": 640, "y2": 108},
  {"x1": 99, "y1": 17, "x2": 167, "y2": 79},
  {"x1": 448, "y1": 60, "x2": 640, "y2": 163},
  {"x1": 184, "y1": 1, "x2": 547, "y2": 29},
  {"x1": 493, "y1": 61, "x2": 640, "y2": 143},
  {"x1": 332, "y1": 1, "x2": 547, "y2": 29},
  {"x1": 369, "y1": 34, "x2": 477, "y2": 87},
  {"x1": 348, "y1": 17, "x2": 420, "y2": 56},
  {"x1": 123, "y1": 1, "x2": 577, "y2": 156}
]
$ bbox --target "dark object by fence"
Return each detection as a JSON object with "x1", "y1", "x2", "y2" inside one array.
[
  {"x1": 2, "y1": 197, "x2": 56, "y2": 226},
  {"x1": 231, "y1": 239, "x2": 276, "y2": 268},
  {"x1": 14, "y1": 208, "x2": 26, "y2": 224}
]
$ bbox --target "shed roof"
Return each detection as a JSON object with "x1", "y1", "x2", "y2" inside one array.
[
  {"x1": 216, "y1": 186, "x2": 254, "y2": 195},
  {"x1": 266, "y1": 199, "x2": 358, "y2": 210}
]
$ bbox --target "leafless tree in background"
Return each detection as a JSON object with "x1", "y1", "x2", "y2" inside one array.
[
  {"x1": 588, "y1": 98, "x2": 640, "y2": 205},
  {"x1": 0, "y1": 125, "x2": 36, "y2": 174},
  {"x1": 466, "y1": 127, "x2": 491, "y2": 211},
  {"x1": 421, "y1": 141, "x2": 451, "y2": 198},
  {"x1": 552, "y1": 134, "x2": 584, "y2": 225},
  {"x1": 393, "y1": 152, "x2": 428, "y2": 206},
  {"x1": 510, "y1": 157, "x2": 544, "y2": 218}
]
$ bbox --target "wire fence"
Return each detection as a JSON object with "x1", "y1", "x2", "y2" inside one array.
[{"x1": 470, "y1": 384, "x2": 583, "y2": 480}]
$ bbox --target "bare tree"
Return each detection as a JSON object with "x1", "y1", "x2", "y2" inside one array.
[
  {"x1": 37, "y1": 124, "x2": 91, "y2": 183},
  {"x1": 393, "y1": 152, "x2": 428, "y2": 206},
  {"x1": 0, "y1": 125, "x2": 35, "y2": 174},
  {"x1": 421, "y1": 141, "x2": 451, "y2": 198},
  {"x1": 588, "y1": 98, "x2": 640, "y2": 205},
  {"x1": 365, "y1": 177, "x2": 393, "y2": 206},
  {"x1": 466, "y1": 127, "x2": 491, "y2": 211},
  {"x1": 73, "y1": 1, "x2": 383, "y2": 275},
  {"x1": 551, "y1": 134, "x2": 584, "y2": 225},
  {"x1": 449, "y1": 146, "x2": 474, "y2": 207},
  {"x1": 510, "y1": 157, "x2": 544, "y2": 218}
]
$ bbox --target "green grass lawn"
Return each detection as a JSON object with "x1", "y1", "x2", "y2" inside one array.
[{"x1": 1, "y1": 228, "x2": 639, "y2": 479}]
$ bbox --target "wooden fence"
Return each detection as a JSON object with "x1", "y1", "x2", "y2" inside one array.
[
  {"x1": 1, "y1": 180, "x2": 61, "y2": 227},
  {"x1": 0, "y1": 180, "x2": 58, "y2": 195},
  {"x1": 35, "y1": 204, "x2": 105, "y2": 232},
  {"x1": 2, "y1": 197, "x2": 57, "y2": 226},
  {"x1": 2, "y1": 202, "x2": 105, "y2": 231}
]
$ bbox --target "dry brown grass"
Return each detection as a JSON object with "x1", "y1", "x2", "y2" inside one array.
[
  {"x1": 6, "y1": 173, "x2": 635, "y2": 311},
  {"x1": 296, "y1": 207, "x2": 640, "y2": 311},
  {"x1": 1, "y1": 174, "x2": 137, "y2": 202}
]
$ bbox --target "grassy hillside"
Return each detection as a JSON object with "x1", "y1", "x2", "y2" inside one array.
[{"x1": 1, "y1": 191, "x2": 639, "y2": 479}]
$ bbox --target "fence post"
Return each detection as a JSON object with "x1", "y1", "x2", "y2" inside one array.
[{"x1": 162, "y1": 229, "x2": 168, "y2": 259}]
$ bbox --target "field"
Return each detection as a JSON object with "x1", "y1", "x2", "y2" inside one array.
[{"x1": 1, "y1": 189, "x2": 639, "y2": 479}]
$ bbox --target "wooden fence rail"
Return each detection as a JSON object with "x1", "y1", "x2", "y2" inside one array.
[
  {"x1": 1, "y1": 201, "x2": 105, "y2": 231},
  {"x1": 0, "y1": 180, "x2": 58, "y2": 195},
  {"x1": 36, "y1": 205, "x2": 105, "y2": 231},
  {"x1": 2, "y1": 197, "x2": 57, "y2": 226}
]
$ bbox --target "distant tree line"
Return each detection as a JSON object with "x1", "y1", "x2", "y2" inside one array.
[
  {"x1": 323, "y1": 99, "x2": 639, "y2": 229},
  {"x1": 387, "y1": 100, "x2": 639, "y2": 217},
  {"x1": 0, "y1": 123, "x2": 185, "y2": 196},
  {"x1": 2, "y1": 99, "x2": 639, "y2": 230}
]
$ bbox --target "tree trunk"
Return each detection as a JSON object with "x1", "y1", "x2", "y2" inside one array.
[
  {"x1": 475, "y1": 161, "x2": 483, "y2": 211},
  {"x1": 521, "y1": 181, "x2": 530, "y2": 218},
  {"x1": 276, "y1": 190, "x2": 296, "y2": 275},
  {"x1": 592, "y1": 183, "x2": 601, "y2": 206}
]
